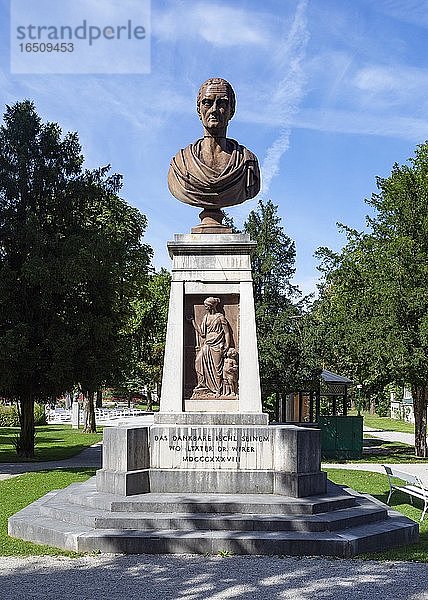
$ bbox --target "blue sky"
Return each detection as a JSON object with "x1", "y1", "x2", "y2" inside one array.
[{"x1": 2, "y1": 0, "x2": 428, "y2": 295}]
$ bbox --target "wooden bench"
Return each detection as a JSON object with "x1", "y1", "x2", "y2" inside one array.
[{"x1": 383, "y1": 465, "x2": 428, "y2": 521}]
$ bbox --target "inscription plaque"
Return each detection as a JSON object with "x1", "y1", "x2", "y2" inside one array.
[{"x1": 150, "y1": 426, "x2": 273, "y2": 470}]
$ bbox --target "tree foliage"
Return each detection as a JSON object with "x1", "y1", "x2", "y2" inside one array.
[
  {"x1": 118, "y1": 268, "x2": 171, "y2": 406},
  {"x1": 312, "y1": 142, "x2": 428, "y2": 456},
  {"x1": 0, "y1": 100, "x2": 152, "y2": 453},
  {"x1": 244, "y1": 200, "x2": 313, "y2": 411}
]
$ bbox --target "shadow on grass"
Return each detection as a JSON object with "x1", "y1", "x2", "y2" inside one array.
[{"x1": 0, "y1": 425, "x2": 102, "y2": 464}]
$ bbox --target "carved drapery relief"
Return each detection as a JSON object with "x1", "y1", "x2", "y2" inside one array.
[{"x1": 184, "y1": 295, "x2": 239, "y2": 400}]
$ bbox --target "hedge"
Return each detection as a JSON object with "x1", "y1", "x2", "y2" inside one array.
[{"x1": 0, "y1": 404, "x2": 47, "y2": 427}]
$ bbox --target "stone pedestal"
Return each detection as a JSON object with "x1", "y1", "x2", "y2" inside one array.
[
  {"x1": 160, "y1": 233, "x2": 261, "y2": 414},
  {"x1": 10, "y1": 230, "x2": 418, "y2": 557},
  {"x1": 96, "y1": 422, "x2": 327, "y2": 497},
  {"x1": 96, "y1": 231, "x2": 327, "y2": 498}
]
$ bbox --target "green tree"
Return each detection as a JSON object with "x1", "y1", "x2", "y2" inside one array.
[
  {"x1": 244, "y1": 200, "x2": 308, "y2": 412},
  {"x1": 119, "y1": 268, "x2": 171, "y2": 408},
  {"x1": 0, "y1": 101, "x2": 152, "y2": 452},
  {"x1": 311, "y1": 228, "x2": 392, "y2": 407},
  {"x1": 313, "y1": 142, "x2": 428, "y2": 456},
  {"x1": 69, "y1": 174, "x2": 152, "y2": 431}
]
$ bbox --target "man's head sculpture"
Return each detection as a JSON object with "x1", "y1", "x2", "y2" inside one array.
[
  {"x1": 168, "y1": 78, "x2": 260, "y2": 228},
  {"x1": 196, "y1": 78, "x2": 236, "y2": 122}
]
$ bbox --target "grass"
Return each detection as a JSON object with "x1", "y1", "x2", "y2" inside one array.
[
  {"x1": 326, "y1": 468, "x2": 428, "y2": 561},
  {"x1": 355, "y1": 411, "x2": 415, "y2": 434},
  {"x1": 349, "y1": 438, "x2": 428, "y2": 464},
  {"x1": 134, "y1": 403, "x2": 160, "y2": 411},
  {"x1": 0, "y1": 425, "x2": 103, "y2": 463},
  {"x1": 0, "y1": 469, "x2": 96, "y2": 556}
]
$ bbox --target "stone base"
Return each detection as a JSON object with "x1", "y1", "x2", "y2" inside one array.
[
  {"x1": 95, "y1": 421, "x2": 325, "y2": 498},
  {"x1": 96, "y1": 469, "x2": 150, "y2": 496},
  {"x1": 149, "y1": 469, "x2": 327, "y2": 496},
  {"x1": 8, "y1": 478, "x2": 419, "y2": 557},
  {"x1": 154, "y1": 412, "x2": 269, "y2": 425},
  {"x1": 190, "y1": 225, "x2": 233, "y2": 234},
  {"x1": 190, "y1": 208, "x2": 233, "y2": 234}
]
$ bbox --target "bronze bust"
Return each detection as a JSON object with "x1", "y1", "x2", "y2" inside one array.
[{"x1": 168, "y1": 78, "x2": 260, "y2": 226}]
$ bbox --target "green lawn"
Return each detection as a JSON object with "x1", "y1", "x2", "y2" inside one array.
[
  {"x1": 359, "y1": 412, "x2": 415, "y2": 434},
  {"x1": 0, "y1": 469, "x2": 96, "y2": 556},
  {"x1": 0, "y1": 425, "x2": 103, "y2": 463},
  {"x1": 134, "y1": 403, "x2": 160, "y2": 412},
  {"x1": 326, "y1": 468, "x2": 428, "y2": 561},
  {"x1": 350, "y1": 439, "x2": 428, "y2": 464}
]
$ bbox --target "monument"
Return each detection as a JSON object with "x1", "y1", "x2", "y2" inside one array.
[
  {"x1": 96, "y1": 76, "x2": 326, "y2": 498},
  {"x1": 8, "y1": 79, "x2": 418, "y2": 556}
]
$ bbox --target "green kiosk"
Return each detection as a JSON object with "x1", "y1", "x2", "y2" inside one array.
[{"x1": 283, "y1": 369, "x2": 363, "y2": 460}]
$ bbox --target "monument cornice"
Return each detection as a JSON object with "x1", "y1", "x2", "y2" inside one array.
[{"x1": 167, "y1": 233, "x2": 256, "y2": 259}]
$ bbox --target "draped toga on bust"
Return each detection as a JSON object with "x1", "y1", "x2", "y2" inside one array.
[{"x1": 168, "y1": 138, "x2": 260, "y2": 209}]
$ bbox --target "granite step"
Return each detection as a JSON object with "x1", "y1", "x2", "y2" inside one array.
[
  {"x1": 74, "y1": 514, "x2": 419, "y2": 558},
  {"x1": 39, "y1": 496, "x2": 387, "y2": 533},
  {"x1": 8, "y1": 480, "x2": 419, "y2": 557},
  {"x1": 63, "y1": 479, "x2": 357, "y2": 515},
  {"x1": 10, "y1": 497, "x2": 416, "y2": 558}
]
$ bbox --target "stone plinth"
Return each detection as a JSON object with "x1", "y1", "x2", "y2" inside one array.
[
  {"x1": 96, "y1": 427, "x2": 150, "y2": 496},
  {"x1": 96, "y1": 422, "x2": 327, "y2": 498},
  {"x1": 160, "y1": 233, "x2": 261, "y2": 415}
]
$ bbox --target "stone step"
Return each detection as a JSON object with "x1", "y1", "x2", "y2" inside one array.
[
  {"x1": 8, "y1": 495, "x2": 83, "y2": 553},
  {"x1": 39, "y1": 496, "x2": 387, "y2": 533},
  {"x1": 8, "y1": 484, "x2": 418, "y2": 558},
  {"x1": 74, "y1": 514, "x2": 418, "y2": 558},
  {"x1": 64, "y1": 479, "x2": 357, "y2": 515}
]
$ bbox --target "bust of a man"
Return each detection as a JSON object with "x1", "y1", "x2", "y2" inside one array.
[{"x1": 168, "y1": 78, "x2": 260, "y2": 211}]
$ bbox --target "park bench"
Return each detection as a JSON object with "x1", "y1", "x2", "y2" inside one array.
[{"x1": 383, "y1": 464, "x2": 428, "y2": 521}]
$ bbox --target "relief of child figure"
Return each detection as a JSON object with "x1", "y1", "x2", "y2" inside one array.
[{"x1": 222, "y1": 348, "x2": 239, "y2": 396}]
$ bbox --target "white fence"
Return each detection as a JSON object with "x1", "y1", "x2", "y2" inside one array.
[
  {"x1": 47, "y1": 406, "x2": 148, "y2": 424},
  {"x1": 390, "y1": 399, "x2": 428, "y2": 424}
]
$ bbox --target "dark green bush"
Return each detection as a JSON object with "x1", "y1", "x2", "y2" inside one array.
[
  {"x1": 0, "y1": 405, "x2": 19, "y2": 427},
  {"x1": 34, "y1": 403, "x2": 47, "y2": 425},
  {"x1": 0, "y1": 403, "x2": 47, "y2": 427}
]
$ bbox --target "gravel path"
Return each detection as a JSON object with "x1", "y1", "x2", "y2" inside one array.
[
  {"x1": 364, "y1": 426, "x2": 416, "y2": 446},
  {"x1": 1, "y1": 555, "x2": 428, "y2": 600},
  {"x1": 0, "y1": 442, "x2": 102, "y2": 479}
]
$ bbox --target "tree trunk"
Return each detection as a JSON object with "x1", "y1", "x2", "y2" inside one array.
[
  {"x1": 147, "y1": 389, "x2": 153, "y2": 412},
  {"x1": 96, "y1": 389, "x2": 103, "y2": 408},
  {"x1": 412, "y1": 385, "x2": 427, "y2": 457},
  {"x1": 83, "y1": 391, "x2": 97, "y2": 433},
  {"x1": 369, "y1": 396, "x2": 376, "y2": 415},
  {"x1": 17, "y1": 395, "x2": 35, "y2": 459}
]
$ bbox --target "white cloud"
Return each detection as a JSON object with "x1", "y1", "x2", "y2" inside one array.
[
  {"x1": 153, "y1": 1, "x2": 269, "y2": 47},
  {"x1": 260, "y1": 0, "x2": 309, "y2": 197},
  {"x1": 292, "y1": 107, "x2": 428, "y2": 142},
  {"x1": 373, "y1": 0, "x2": 428, "y2": 28},
  {"x1": 352, "y1": 65, "x2": 428, "y2": 111}
]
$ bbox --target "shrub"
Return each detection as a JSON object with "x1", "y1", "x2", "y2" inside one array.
[
  {"x1": 0, "y1": 403, "x2": 47, "y2": 427},
  {"x1": 0, "y1": 405, "x2": 19, "y2": 427},
  {"x1": 34, "y1": 403, "x2": 47, "y2": 426}
]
